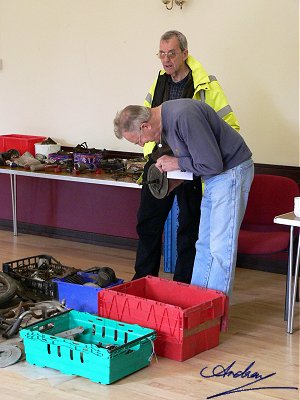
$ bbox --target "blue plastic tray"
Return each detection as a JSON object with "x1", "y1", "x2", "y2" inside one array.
[{"x1": 53, "y1": 271, "x2": 123, "y2": 314}]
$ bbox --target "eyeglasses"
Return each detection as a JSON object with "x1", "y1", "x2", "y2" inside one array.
[
  {"x1": 156, "y1": 50, "x2": 182, "y2": 59},
  {"x1": 134, "y1": 126, "x2": 143, "y2": 146}
]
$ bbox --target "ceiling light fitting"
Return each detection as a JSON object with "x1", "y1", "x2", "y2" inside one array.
[{"x1": 162, "y1": 0, "x2": 188, "y2": 11}]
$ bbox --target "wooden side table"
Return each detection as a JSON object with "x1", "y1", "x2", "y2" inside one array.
[{"x1": 274, "y1": 212, "x2": 300, "y2": 333}]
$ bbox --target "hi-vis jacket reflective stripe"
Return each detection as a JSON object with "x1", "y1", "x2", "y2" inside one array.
[{"x1": 143, "y1": 55, "x2": 240, "y2": 158}]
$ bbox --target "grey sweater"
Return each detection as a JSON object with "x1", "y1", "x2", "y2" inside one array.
[{"x1": 161, "y1": 99, "x2": 252, "y2": 178}]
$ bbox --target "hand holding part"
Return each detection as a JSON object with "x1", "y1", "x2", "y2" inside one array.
[{"x1": 155, "y1": 155, "x2": 179, "y2": 173}]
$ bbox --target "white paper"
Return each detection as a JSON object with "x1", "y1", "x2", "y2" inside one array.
[{"x1": 167, "y1": 170, "x2": 193, "y2": 180}]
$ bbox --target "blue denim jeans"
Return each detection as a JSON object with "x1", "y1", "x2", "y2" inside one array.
[{"x1": 191, "y1": 158, "x2": 254, "y2": 295}]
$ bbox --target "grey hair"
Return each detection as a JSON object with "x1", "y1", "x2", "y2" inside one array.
[
  {"x1": 114, "y1": 105, "x2": 151, "y2": 139},
  {"x1": 160, "y1": 30, "x2": 188, "y2": 51}
]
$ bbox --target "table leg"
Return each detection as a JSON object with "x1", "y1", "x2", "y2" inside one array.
[
  {"x1": 289, "y1": 229, "x2": 300, "y2": 334},
  {"x1": 286, "y1": 227, "x2": 294, "y2": 333},
  {"x1": 9, "y1": 174, "x2": 18, "y2": 236}
]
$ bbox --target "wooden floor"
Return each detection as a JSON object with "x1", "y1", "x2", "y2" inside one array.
[{"x1": 0, "y1": 230, "x2": 299, "y2": 400}]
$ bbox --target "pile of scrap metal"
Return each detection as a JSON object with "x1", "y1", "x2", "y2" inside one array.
[
  {"x1": 0, "y1": 257, "x2": 122, "y2": 369},
  {"x1": 0, "y1": 255, "x2": 121, "y2": 340},
  {"x1": 2, "y1": 254, "x2": 78, "y2": 299},
  {"x1": 1, "y1": 139, "x2": 145, "y2": 181},
  {"x1": 0, "y1": 272, "x2": 66, "y2": 339}
]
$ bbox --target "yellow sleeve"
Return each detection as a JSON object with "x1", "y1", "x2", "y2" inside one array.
[
  {"x1": 194, "y1": 80, "x2": 240, "y2": 132},
  {"x1": 143, "y1": 78, "x2": 159, "y2": 157}
]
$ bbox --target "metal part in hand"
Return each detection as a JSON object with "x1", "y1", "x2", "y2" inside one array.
[{"x1": 146, "y1": 164, "x2": 169, "y2": 199}]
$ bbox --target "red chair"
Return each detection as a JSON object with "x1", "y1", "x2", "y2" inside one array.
[
  {"x1": 238, "y1": 174, "x2": 299, "y2": 255},
  {"x1": 237, "y1": 174, "x2": 299, "y2": 319}
]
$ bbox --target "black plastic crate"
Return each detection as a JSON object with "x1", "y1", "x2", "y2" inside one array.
[{"x1": 2, "y1": 254, "x2": 76, "y2": 299}]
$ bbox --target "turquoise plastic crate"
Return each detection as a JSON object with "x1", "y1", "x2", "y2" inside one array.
[
  {"x1": 20, "y1": 310, "x2": 156, "y2": 384},
  {"x1": 53, "y1": 272, "x2": 124, "y2": 314},
  {"x1": 163, "y1": 196, "x2": 178, "y2": 273}
]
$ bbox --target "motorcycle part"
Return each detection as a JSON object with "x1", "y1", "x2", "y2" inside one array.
[
  {"x1": 84, "y1": 267, "x2": 118, "y2": 288},
  {"x1": 2, "y1": 300, "x2": 67, "y2": 338},
  {"x1": 146, "y1": 164, "x2": 168, "y2": 199},
  {"x1": 0, "y1": 273, "x2": 18, "y2": 306},
  {"x1": 0, "y1": 344, "x2": 22, "y2": 367},
  {"x1": 96, "y1": 267, "x2": 118, "y2": 288}
]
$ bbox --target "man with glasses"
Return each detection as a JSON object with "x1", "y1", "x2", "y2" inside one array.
[
  {"x1": 114, "y1": 99, "x2": 254, "y2": 296},
  {"x1": 134, "y1": 30, "x2": 240, "y2": 283}
]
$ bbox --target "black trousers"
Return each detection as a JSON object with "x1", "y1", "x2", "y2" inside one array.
[{"x1": 133, "y1": 158, "x2": 202, "y2": 283}]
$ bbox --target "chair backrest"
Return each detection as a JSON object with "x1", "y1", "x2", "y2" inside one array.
[{"x1": 241, "y1": 174, "x2": 299, "y2": 231}]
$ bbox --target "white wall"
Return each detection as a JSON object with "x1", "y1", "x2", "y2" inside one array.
[{"x1": 0, "y1": 0, "x2": 299, "y2": 166}]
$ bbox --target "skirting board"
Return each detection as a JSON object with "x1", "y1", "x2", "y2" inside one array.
[{"x1": 0, "y1": 219, "x2": 138, "y2": 251}]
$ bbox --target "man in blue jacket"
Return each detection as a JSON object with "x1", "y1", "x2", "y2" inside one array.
[{"x1": 113, "y1": 99, "x2": 254, "y2": 295}]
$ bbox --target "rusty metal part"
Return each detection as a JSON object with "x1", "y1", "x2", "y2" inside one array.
[
  {"x1": 0, "y1": 344, "x2": 22, "y2": 368},
  {"x1": 146, "y1": 164, "x2": 168, "y2": 199},
  {"x1": 55, "y1": 326, "x2": 84, "y2": 339},
  {"x1": 0, "y1": 272, "x2": 18, "y2": 306},
  {"x1": 1, "y1": 300, "x2": 67, "y2": 339}
]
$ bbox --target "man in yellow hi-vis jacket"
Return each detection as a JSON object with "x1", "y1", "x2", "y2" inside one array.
[{"x1": 133, "y1": 30, "x2": 239, "y2": 283}]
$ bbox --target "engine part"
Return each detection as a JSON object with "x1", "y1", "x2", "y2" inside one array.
[
  {"x1": 0, "y1": 344, "x2": 22, "y2": 367},
  {"x1": 0, "y1": 273, "x2": 18, "y2": 306},
  {"x1": 83, "y1": 266, "x2": 118, "y2": 288},
  {"x1": 55, "y1": 326, "x2": 84, "y2": 339},
  {"x1": 95, "y1": 267, "x2": 118, "y2": 288},
  {"x1": 146, "y1": 164, "x2": 168, "y2": 199}
]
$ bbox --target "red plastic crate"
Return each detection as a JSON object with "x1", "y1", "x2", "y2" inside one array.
[
  {"x1": 0, "y1": 134, "x2": 46, "y2": 155},
  {"x1": 98, "y1": 276, "x2": 227, "y2": 361}
]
